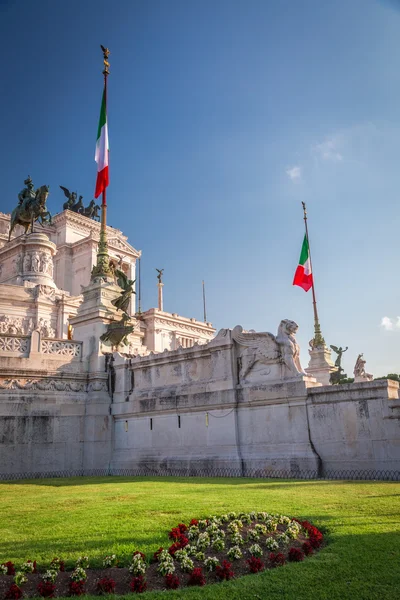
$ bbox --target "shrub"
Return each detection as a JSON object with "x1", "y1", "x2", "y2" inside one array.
[
  {"x1": 216, "y1": 560, "x2": 235, "y2": 581},
  {"x1": 269, "y1": 552, "x2": 286, "y2": 567},
  {"x1": 248, "y1": 543, "x2": 263, "y2": 558},
  {"x1": 102, "y1": 554, "x2": 118, "y2": 568},
  {"x1": 37, "y1": 581, "x2": 56, "y2": 598},
  {"x1": 69, "y1": 581, "x2": 85, "y2": 596},
  {"x1": 165, "y1": 574, "x2": 180, "y2": 589},
  {"x1": 265, "y1": 537, "x2": 279, "y2": 551},
  {"x1": 41, "y1": 570, "x2": 58, "y2": 583},
  {"x1": 4, "y1": 584, "x2": 23, "y2": 600},
  {"x1": 75, "y1": 556, "x2": 89, "y2": 569},
  {"x1": 302, "y1": 541, "x2": 313, "y2": 556},
  {"x1": 187, "y1": 567, "x2": 206, "y2": 586},
  {"x1": 50, "y1": 558, "x2": 65, "y2": 572},
  {"x1": 204, "y1": 557, "x2": 219, "y2": 572},
  {"x1": 130, "y1": 576, "x2": 147, "y2": 593},
  {"x1": 20, "y1": 560, "x2": 37, "y2": 574},
  {"x1": 70, "y1": 567, "x2": 87, "y2": 582},
  {"x1": 212, "y1": 538, "x2": 225, "y2": 551},
  {"x1": 1, "y1": 562, "x2": 15, "y2": 576},
  {"x1": 247, "y1": 557, "x2": 264, "y2": 573},
  {"x1": 13, "y1": 572, "x2": 27, "y2": 587},
  {"x1": 288, "y1": 547, "x2": 304, "y2": 562},
  {"x1": 129, "y1": 554, "x2": 146, "y2": 576},
  {"x1": 97, "y1": 576, "x2": 116, "y2": 594},
  {"x1": 153, "y1": 547, "x2": 164, "y2": 562},
  {"x1": 227, "y1": 545, "x2": 242, "y2": 560}
]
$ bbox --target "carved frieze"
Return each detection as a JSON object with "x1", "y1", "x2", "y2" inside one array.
[
  {"x1": 0, "y1": 378, "x2": 86, "y2": 391},
  {"x1": 0, "y1": 315, "x2": 35, "y2": 335}
]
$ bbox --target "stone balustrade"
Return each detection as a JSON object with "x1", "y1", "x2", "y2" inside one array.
[
  {"x1": 0, "y1": 331, "x2": 82, "y2": 361},
  {"x1": 0, "y1": 334, "x2": 30, "y2": 357}
]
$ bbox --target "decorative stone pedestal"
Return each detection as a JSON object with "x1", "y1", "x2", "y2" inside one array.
[
  {"x1": 0, "y1": 232, "x2": 56, "y2": 288},
  {"x1": 306, "y1": 344, "x2": 337, "y2": 386}
]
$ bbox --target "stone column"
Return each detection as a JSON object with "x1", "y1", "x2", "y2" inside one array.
[{"x1": 157, "y1": 282, "x2": 164, "y2": 311}]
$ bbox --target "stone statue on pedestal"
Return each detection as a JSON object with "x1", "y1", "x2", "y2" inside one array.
[{"x1": 354, "y1": 354, "x2": 373, "y2": 382}]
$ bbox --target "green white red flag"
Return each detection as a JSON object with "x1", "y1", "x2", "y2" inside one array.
[
  {"x1": 293, "y1": 235, "x2": 313, "y2": 292},
  {"x1": 95, "y1": 88, "x2": 109, "y2": 198}
]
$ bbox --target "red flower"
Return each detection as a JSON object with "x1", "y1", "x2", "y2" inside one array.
[
  {"x1": 189, "y1": 519, "x2": 198, "y2": 526},
  {"x1": 288, "y1": 547, "x2": 304, "y2": 562},
  {"x1": 165, "y1": 574, "x2": 180, "y2": 589},
  {"x1": 69, "y1": 581, "x2": 85, "y2": 596},
  {"x1": 37, "y1": 581, "x2": 56, "y2": 598},
  {"x1": 216, "y1": 560, "x2": 235, "y2": 581},
  {"x1": 3, "y1": 562, "x2": 15, "y2": 576},
  {"x1": 168, "y1": 533, "x2": 189, "y2": 555},
  {"x1": 269, "y1": 552, "x2": 286, "y2": 567},
  {"x1": 246, "y1": 557, "x2": 264, "y2": 573},
  {"x1": 132, "y1": 551, "x2": 146, "y2": 560},
  {"x1": 130, "y1": 576, "x2": 147, "y2": 593},
  {"x1": 187, "y1": 567, "x2": 206, "y2": 586},
  {"x1": 298, "y1": 520, "x2": 324, "y2": 548},
  {"x1": 168, "y1": 527, "x2": 181, "y2": 540},
  {"x1": 4, "y1": 585, "x2": 23, "y2": 600},
  {"x1": 97, "y1": 577, "x2": 116, "y2": 594},
  {"x1": 302, "y1": 541, "x2": 313, "y2": 556}
]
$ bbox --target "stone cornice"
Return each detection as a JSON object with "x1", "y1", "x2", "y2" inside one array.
[{"x1": 139, "y1": 309, "x2": 215, "y2": 334}]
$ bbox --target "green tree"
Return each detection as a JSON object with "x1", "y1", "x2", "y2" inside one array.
[{"x1": 374, "y1": 373, "x2": 400, "y2": 382}]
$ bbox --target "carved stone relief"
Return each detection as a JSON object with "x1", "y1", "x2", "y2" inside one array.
[{"x1": 0, "y1": 315, "x2": 35, "y2": 335}]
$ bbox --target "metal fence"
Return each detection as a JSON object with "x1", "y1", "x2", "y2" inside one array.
[{"x1": 0, "y1": 465, "x2": 399, "y2": 482}]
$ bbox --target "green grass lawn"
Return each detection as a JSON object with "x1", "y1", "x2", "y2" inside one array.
[{"x1": 0, "y1": 476, "x2": 399, "y2": 599}]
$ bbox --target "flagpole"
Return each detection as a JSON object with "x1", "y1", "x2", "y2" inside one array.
[
  {"x1": 202, "y1": 280, "x2": 207, "y2": 323},
  {"x1": 92, "y1": 45, "x2": 112, "y2": 279},
  {"x1": 302, "y1": 202, "x2": 325, "y2": 348}
]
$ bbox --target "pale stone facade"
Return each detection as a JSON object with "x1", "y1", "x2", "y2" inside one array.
[{"x1": 0, "y1": 210, "x2": 398, "y2": 478}]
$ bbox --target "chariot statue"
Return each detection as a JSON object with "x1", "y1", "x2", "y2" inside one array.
[
  {"x1": 60, "y1": 186, "x2": 100, "y2": 220},
  {"x1": 8, "y1": 177, "x2": 52, "y2": 240}
]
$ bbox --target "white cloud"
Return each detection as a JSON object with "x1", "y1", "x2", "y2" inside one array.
[
  {"x1": 381, "y1": 316, "x2": 400, "y2": 331},
  {"x1": 314, "y1": 137, "x2": 343, "y2": 162},
  {"x1": 381, "y1": 316, "x2": 393, "y2": 331},
  {"x1": 286, "y1": 166, "x2": 302, "y2": 181}
]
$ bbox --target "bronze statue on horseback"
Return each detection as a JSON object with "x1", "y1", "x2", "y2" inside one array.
[{"x1": 8, "y1": 176, "x2": 52, "y2": 241}]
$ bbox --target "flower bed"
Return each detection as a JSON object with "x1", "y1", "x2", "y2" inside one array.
[{"x1": 0, "y1": 512, "x2": 323, "y2": 597}]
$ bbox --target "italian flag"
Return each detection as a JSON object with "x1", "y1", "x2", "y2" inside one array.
[
  {"x1": 94, "y1": 89, "x2": 109, "y2": 198},
  {"x1": 293, "y1": 235, "x2": 313, "y2": 292}
]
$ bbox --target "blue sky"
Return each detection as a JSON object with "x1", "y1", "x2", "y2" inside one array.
[{"x1": 1, "y1": 0, "x2": 400, "y2": 376}]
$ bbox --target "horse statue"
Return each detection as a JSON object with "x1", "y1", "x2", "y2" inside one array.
[
  {"x1": 71, "y1": 197, "x2": 84, "y2": 213},
  {"x1": 8, "y1": 185, "x2": 51, "y2": 241},
  {"x1": 81, "y1": 199, "x2": 101, "y2": 221}
]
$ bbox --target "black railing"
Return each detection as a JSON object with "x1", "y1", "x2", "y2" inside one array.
[{"x1": 0, "y1": 465, "x2": 399, "y2": 482}]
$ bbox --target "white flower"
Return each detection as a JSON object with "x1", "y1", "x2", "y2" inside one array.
[
  {"x1": 265, "y1": 537, "x2": 279, "y2": 551},
  {"x1": 204, "y1": 557, "x2": 220, "y2": 572},
  {"x1": 249, "y1": 543, "x2": 263, "y2": 558},
  {"x1": 157, "y1": 554, "x2": 175, "y2": 576},
  {"x1": 70, "y1": 567, "x2": 87, "y2": 582},
  {"x1": 0, "y1": 564, "x2": 8, "y2": 575},
  {"x1": 14, "y1": 572, "x2": 27, "y2": 586},
  {"x1": 227, "y1": 545, "x2": 242, "y2": 560},
  {"x1": 20, "y1": 561, "x2": 35, "y2": 574},
  {"x1": 180, "y1": 555, "x2": 194, "y2": 573},
  {"x1": 42, "y1": 570, "x2": 58, "y2": 583},
  {"x1": 75, "y1": 556, "x2": 89, "y2": 569},
  {"x1": 129, "y1": 554, "x2": 146, "y2": 576}
]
